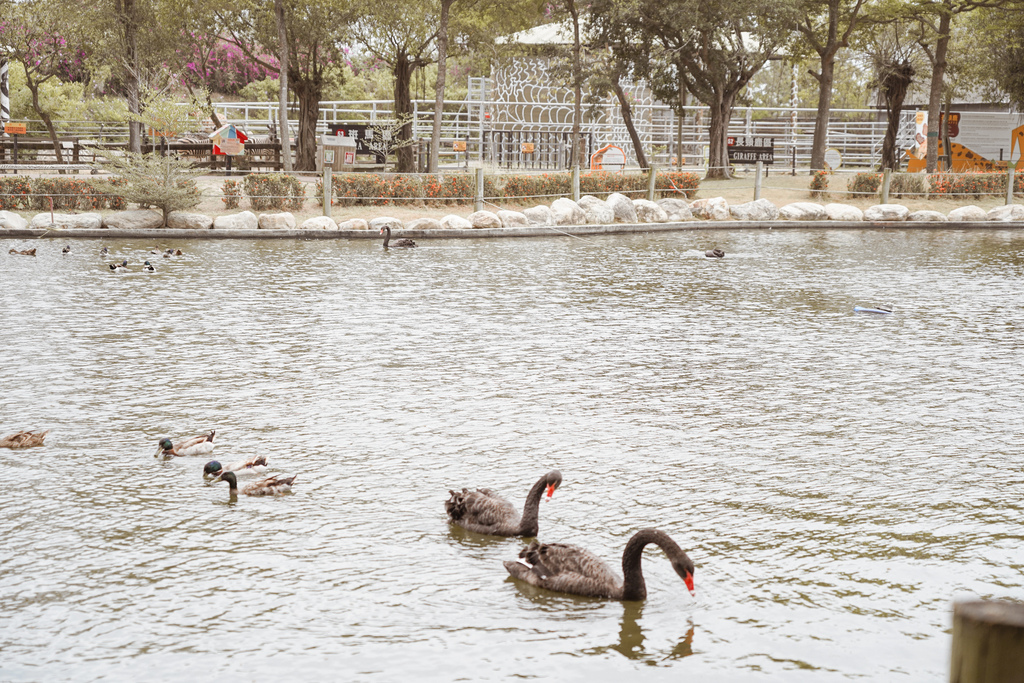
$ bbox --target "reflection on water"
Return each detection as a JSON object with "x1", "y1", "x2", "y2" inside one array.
[{"x1": 2, "y1": 229, "x2": 1024, "y2": 681}]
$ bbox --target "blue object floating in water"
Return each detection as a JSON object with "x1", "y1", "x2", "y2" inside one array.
[{"x1": 854, "y1": 305, "x2": 893, "y2": 314}]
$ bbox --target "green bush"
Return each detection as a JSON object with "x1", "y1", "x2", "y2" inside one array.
[
  {"x1": 0, "y1": 177, "x2": 33, "y2": 210},
  {"x1": 222, "y1": 180, "x2": 242, "y2": 209},
  {"x1": 243, "y1": 173, "x2": 306, "y2": 211},
  {"x1": 848, "y1": 172, "x2": 882, "y2": 199},
  {"x1": 928, "y1": 172, "x2": 1006, "y2": 199},
  {"x1": 0, "y1": 176, "x2": 128, "y2": 211},
  {"x1": 809, "y1": 170, "x2": 830, "y2": 199},
  {"x1": 889, "y1": 173, "x2": 926, "y2": 198}
]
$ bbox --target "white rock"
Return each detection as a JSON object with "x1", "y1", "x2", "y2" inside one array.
[
  {"x1": 301, "y1": 216, "x2": 339, "y2": 230},
  {"x1": 167, "y1": 212, "x2": 214, "y2": 230},
  {"x1": 907, "y1": 210, "x2": 947, "y2": 222},
  {"x1": 825, "y1": 203, "x2": 864, "y2": 221},
  {"x1": 657, "y1": 199, "x2": 693, "y2": 221},
  {"x1": 497, "y1": 210, "x2": 530, "y2": 228},
  {"x1": 689, "y1": 197, "x2": 730, "y2": 221},
  {"x1": 213, "y1": 211, "x2": 258, "y2": 230},
  {"x1": 522, "y1": 205, "x2": 554, "y2": 226},
  {"x1": 633, "y1": 199, "x2": 669, "y2": 223},
  {"x1": 0, "y1": 211, "x2": 28, "y2": 230},
  {"x1": 467, "y1": 210, "x2": 502, "y2": 229},
  {"x1": 103, "y1": 210, "x2": 164, "y2": 230},
  {"x1": 576, "y1": 195, "x2": 604, "y2": 209},
  {"x1": 440, "y1": 215, "x2": 473, "y2": 230},
  {"x1": 551, "y1": 198, "x2": 587, "y2": 226},
  {"x1": 730, "y1": 198, "x2": 779, "y2": 221},
  {"x1": 258, "y1": 212, "x2": 296, "y2": 230},
  {"x1": 582, "y1": 201, "x2": 614, "y2": 224},
  {"x1": 337, "y1": 218, "x2": 369, "y2": 230},
  {"x1": 986, "y1": 204, "x2": 1024, "y2": 221},
  {"x1": 863, "y1": 204, "x2": 910, "y2": 221},
  {"x1": 30, "y1": 213, "x2": 103, "y2": 229},
  {"x1": 606, "y1": 193, "x2": 638, "y2": 223},
  {"x1": 406, "y1": 218, "x2": 442, "y2": 231},
  {"x1": 947, "y1": 205, "x2": 987, "y2": 221},
  {"x1": 779, "y1": 202, "x2": 828, "y2": 221},
  {"x1": 369, "y1": 217, "x2": 404, "y2": 231}
]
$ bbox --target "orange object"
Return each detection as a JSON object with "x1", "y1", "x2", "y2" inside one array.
[
  {"x1": 453, "y1": 140, "x2": 466, "y2": 152},
  {"x1": 4, "y1": 123, "x2": 27, "y2": 135},
  {"x1": 521, "y1": 142, "x2": 535, "y2": 154}
]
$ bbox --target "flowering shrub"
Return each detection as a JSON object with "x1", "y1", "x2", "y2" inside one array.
[
  {"x1": 221, "y1": 180, "x2": 241, "y2": 209},
  {"x1": 809, "y1": 170, "x2": 830, "y2": 199},
  {"x1": 179, "y1": 39, "x2": 279, "y2": 96},
  {"x1": 308, "y1": 171, "x2": 701, "y2": 207},
  {"x1": 848, "y1": 172, "x2": 882, "y2": 199},
  {"x1": 927, "y1": 172, "x2": 1007, "y2": 199},
  {"x1": 0, "y1": 177, "x2": 127, "y2": 211},
  {"x1": 243, "y1": 173, "x2": 306, "y2": 211}
]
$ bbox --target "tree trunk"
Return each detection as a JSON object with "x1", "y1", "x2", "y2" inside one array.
[
  {"x1": 569, "y1": 0, "x2": 583, "y2": 168},
  {"x1": 25, "y1": 77, "x2": 65, "y2": 166},
  {"x1": 810, "y1": 54, "x2": 837, "y2": 171},
  {"x1": 118, "y1": 0, "x2": 142, "y2": 154},
  {"x1": 292, "y1": 77, "x2": 321, "y2": 171},
  {"x1": 613, "y1": 78, "x2": 647, "y2": 169},
  {"x1": 925, "y1": 10, "x2": 951, "y2": 173},
  {"x1": 275, "y1": 0, "x2": 292, "y2": 174},
  {"x1": 429, "y1": 0, "x2": 454, "y2": 174},
  {"x1": 706, "y1": 90, "x2": 734, "y2": 180},
  {"x1": 393, "y1": 54, "x2": 415, "y2": 173}
]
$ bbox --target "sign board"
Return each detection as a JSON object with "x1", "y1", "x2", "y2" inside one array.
[
  {"x1": 453, "y1": 140, "x2": 467, "y2": 152},
  {"x1": 590, "y1": 144, "x2": 626, "y2": 171},
  {"x1": 4, "y1": 123, "x2": 27, "y2": 135},
  {"x1": 344, "y1": 150, "x2": 355, "y2": 164},
  {"x1": 324, "y1": 149, "x2": 335, "y2": 164},
  {"x1": 727, "y1": 136, "x2": 774, "y2": 165},
  {"x1": 521, "y1": 142, "x2": 535, "y2": 154},
  {"x1": 328, "y1": 123, "x2": 385, "y2": 163},
  {"x1": 824, "y1": 148, "x2": 842, "y2": 170}
]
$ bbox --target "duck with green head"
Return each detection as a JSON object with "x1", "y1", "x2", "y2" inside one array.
[
  {"x1": 156, "y1": 430, "x2": 216, "y2": 458},
  {"x1": 215, "y1": 471, "x2": 296, "y2": 498},
  {"x1": 203, "y1": 455, "x2": 269, "y2": 479}
]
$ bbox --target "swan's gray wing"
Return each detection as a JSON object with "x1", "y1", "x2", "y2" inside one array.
[
  {"x1": 506, "y1": 542, "x2": 623, "y2": 598},
  {"x1": 446, "y1": 488, "x2": 520, "y2": 533}
]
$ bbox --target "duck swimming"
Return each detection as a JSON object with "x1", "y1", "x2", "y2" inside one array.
[
  {"x1": 109, "y1": 259, "x2": 128, "y2": 272},
  {"x1": 9, "y1": 248, "x2": 36, "y2": 256},
  {"x1": 705, "y1": 249, "x2": 725, "y2": 258},
  {"x1": 504, "y1": 528, "x2": 695, "y2": 601},
  {"x1": 203, "y1": 455, "x2": 269, "y2": 479},
  {"x1": 215, "y1": 471, "x2": 296, "y2": 497},
  {"x1": 62, "y1": 245, "x2": 71, "y2": 254},
  {"x1": 156, "y1": 430, "x2": 216, "y2": 457},
  {"x1": 143, "y1": 261, "x2": 155, "y2": 272},
  {"x1": 0, "y1": 430, "x2": 50, "y2": 449},
  {"x1": 446, "y1": 470, "x2": 562, "y2": 537}
]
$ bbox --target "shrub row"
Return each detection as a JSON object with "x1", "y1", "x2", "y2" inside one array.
[
  {"x1": 0, "y1": 176, "x2": 128, "y2": 211},
  {"x1": 840, "y1": 171, "x2": 1024, "y2": 200},
  {"x1": 301, "y1": 170, "x2": 701, "y2": 209}
]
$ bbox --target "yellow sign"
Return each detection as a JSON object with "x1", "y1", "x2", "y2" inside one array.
[
  {"x1": 453, "y1": 140, "x2": 467, "y2": 152},
  {"x1": 521, "y1": 142, "x2": 535, "y2": 154},
  {"x1": 219, "y1": 138, "x2": 243, "y2": 156},
  {"x1": 4, "y1": 123, "x2": 27, "y2": 135}
]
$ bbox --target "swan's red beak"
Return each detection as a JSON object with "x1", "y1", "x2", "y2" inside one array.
[
  {"x1": 684, "y1": 572, "x2": 695, "y2": 597},
  {"x1": 545, "y1": 483, "x2": 556, "y2": 498}
]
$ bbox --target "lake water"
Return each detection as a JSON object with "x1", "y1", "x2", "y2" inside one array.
[{"x1": 1, "y1": 228, "x2": 1022, "y2": 682}]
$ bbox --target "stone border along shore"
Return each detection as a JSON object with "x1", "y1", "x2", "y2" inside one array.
[{"x1": 3, "y1": 193, "x2": 1024, "y2": 240}]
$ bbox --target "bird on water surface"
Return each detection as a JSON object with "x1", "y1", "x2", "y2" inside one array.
[
  {"x1": 381, "y1": 225, "x2": 416, "y2": 248},
  {"x1": 446, "y1": 470, "x2": 562, "y2": 537},
  {"x1": 215, "y1": 471, "x2": 296, "y2": 498},
  {"x1": 504, "y1": 528, "x2": 696, "y2": 601},
  {"x1": 156, "y1": 430, "x2": 216, "y2": 457}
]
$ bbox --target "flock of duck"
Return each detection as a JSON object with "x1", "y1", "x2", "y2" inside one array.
[
  {"x1": 3, "y1": 428, "x2": 696, "y2": 602},
  {"x1": 8, "y1": 243, "x2": 186, "y2": 273}
]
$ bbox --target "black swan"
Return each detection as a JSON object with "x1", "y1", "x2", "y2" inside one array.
[
  {"x1": 446, "y1": 470, "x2": 562, "y2": 537},
  {"x1": 381, "y1": 226, "x2": 416, "y2": 248},
  {"x1": 504, "y1": 528, "x2": 695, "y2": 600},
  {"x1": 705, "y1": 249, "x2": 725, "y2": 258},
  {"x1": 216, "y1": 471, "x2": 296, "y2": 497}
]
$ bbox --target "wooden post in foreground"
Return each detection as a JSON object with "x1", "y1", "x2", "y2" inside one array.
[
  {"x1": 880, "y1": 168, "x2": 892, "y2": 204},
  {"x1": 1007, "y1": 163, "x2": 1016, "y2": 205},
  {"x1": 474, "y1": 167, "x2": 484, "y2": 213},
  {"x1": 950, "y1": 600, "x2": 1024, "y2": 683},
  {"x1": 754, "y1": 161, "x2": 763, "y2": 200},
  {"x1": 323, "y1": 165, "x2": 332, "y2": 219}
]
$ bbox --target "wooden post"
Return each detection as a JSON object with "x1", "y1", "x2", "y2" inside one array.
[
  {"x1": 881, "y1": 168, "x2": 892, "y2": 204},
  {"x1": 949, "y1": 600, "x2": 1024, "y2": 683},
  {"x1": 647, "y1": 166, "x2": 657, "y2": 201},
  {"x1": 571, "y1": 164, "x2": 580, "y2": 202},
  {"x1": 12, "y1": 133, "x2": 18, "y2": 173},
  {"x1": 323, "y1": 165, "x2": 332, "y2": 219},
  {"x1": 474, "y1": 167, "x2": 484, "y2": 213},
  {"x1": 754, "y1": 161, "x2": 763, "y2": 200},
  {"x1": 1007, "y1": 163, "x2": 1016, "y2": 205}
]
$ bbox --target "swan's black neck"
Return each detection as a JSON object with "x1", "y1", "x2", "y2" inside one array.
[
  {"x1": 517, "y1": 470, "x2": 560, "y2": 536},
  {"x1": 382, "y1": 226, "x2": 391, "y2": 247},
  {"x1": 620, "y1": 528, "x2": 687, "y2": 601}
]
